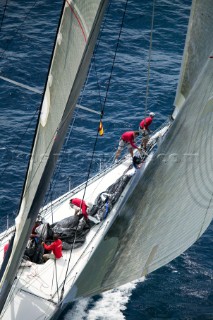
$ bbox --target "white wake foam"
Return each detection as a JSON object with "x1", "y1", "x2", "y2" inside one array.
[{"x1": 66, "y1": 278, "x2": 145, "y2": 320}]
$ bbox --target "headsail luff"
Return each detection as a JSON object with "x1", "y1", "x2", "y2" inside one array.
[
  {"x1": 0, "y1": 0, "x2": 108, "y2": 313},
  {"x1": 55, "y1": 0, "x2": 213, "y2": 303}
]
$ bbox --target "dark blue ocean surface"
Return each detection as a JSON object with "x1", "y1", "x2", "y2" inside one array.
[{"x1": 0, "y1": 0, "x2": 212, "y2": 319}]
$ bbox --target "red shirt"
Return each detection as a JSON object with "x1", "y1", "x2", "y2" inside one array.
[
  {"x1": 121, "y1": 131, "x2": 137, "y2": 149},
  {"x1": 44, "y1": 239, "x2": 62, "y2": 259},
  {"x1": 71, "y1": 198, "x2": 88, "y2": 219},
  {"x1": 3, "y1": 243, "x2": 9, "y2": 259},
  {"x1": 140, "y1": 117, "x2": 153, "y2": 130}
]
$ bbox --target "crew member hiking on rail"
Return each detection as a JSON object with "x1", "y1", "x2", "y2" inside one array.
[
  {"x1": 139, "y1": 112, "x2": 155, "y2": 150},
  {"x1": 115, "y1": 131, "x2": 141, "y2": 162}
]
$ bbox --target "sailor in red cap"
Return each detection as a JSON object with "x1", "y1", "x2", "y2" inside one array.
[
  {"x1": 139, "y1": 112, "x2": 155, "y2": 150},
  {"x1": 115, "y1": 131, "x2": 141, "y2": 161}
]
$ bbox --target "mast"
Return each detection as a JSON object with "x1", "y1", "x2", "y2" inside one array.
[{"x1": 0, "y1": 0, "x2": 108, "y2": 313}]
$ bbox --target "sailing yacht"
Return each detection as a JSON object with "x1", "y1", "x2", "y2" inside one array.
[{"x1": 0, "y1": 0, "x2": 213, "y2": 319}]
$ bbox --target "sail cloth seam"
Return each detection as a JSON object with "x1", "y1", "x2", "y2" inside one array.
[
  {"x1": 144, "y1": 0, "x2": 156, "y2": 116},
  {"x1": 66, "y1": 0, "x2": 87, "y2": 42}
]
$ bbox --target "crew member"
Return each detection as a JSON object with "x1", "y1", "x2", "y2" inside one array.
[
  {"x1": 42, "y1": 234, "x2": 62, "y2": 261},
  {"x1": 70, "y1": 198, "x2": 89, "y2": 220},
  {"x1": 115, "y1": 131, "x2": 141, "y2": 161},
  {"x1": 139, "y1": 112, "x2": 155, "y2": 150},
  {"x1": 3, "y1": 241, "x2": 10, "y2": 259}
]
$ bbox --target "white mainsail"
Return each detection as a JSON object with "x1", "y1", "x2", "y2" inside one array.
[{"x1": 0, "y1": 0, "x2": 109, "y2": 312}]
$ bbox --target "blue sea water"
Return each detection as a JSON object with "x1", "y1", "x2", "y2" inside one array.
[{"x1": 0, "y1": 0, "x2": 212, "y2": 319}]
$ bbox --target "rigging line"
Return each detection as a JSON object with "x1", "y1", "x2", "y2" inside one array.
[
  {"x1": 19, "y1": 261, "x2": 56, "y2": 291},
  {"x1": 7, "y1": 258, "x2": 58, "y2": 310},
  {"x1": 42, "y1": 51, "x2": 95, "y2": 209},
  {"x1": 2, "y1": 248, "x2": 49, "y2": 306},
  {"x1": 44, "y1": 0, "x2": 111, "y2": 200},
  {"x1": 91, "y1": 0, "x2": 112, "y2": 109},
  {"x1": 43, "y1": 51, "x2": 102, "y2": 209},
  {"x1": 88, "y1": 0, "x2": 129, "y2": 173},
  {"x1": 0, "y1": 0, "x2": 40, "y2": 61},
  {"x1": 58, "y1": 222, "x2": 106, "y2": 300},
  {"x1": 1, "y1": 261, "x2": 29, "y2": 316},
  {"x1": 42, "y1": 108, "x2": 81, "y2": 209},
  {"x1": 54, "y1": 259, "x2": 60, "y2": 303},
  {"x1": 59, "y1": 219, "x2": 80, "y2": 301},
  {"x1": 31, "y1": 3, "x2": 111, "y2": 209},
  {"x1": 69, "y1": 0, "x2": 130, "y2": 200},
  {"x1": 57, "y1": 221, "x2": 112, "y2": 297},
  {"x1": 0, "y1": 0, "x2": 8, "y2": 33},
  {"x1": 47, "y1": 0, "x2": 129, "y2": 209},
  {"x1": 144, "y1": 0, "x2": 156, "y2": 116},
  {"x1": 4, "y1": 126, "x2": 164, "y2": 307},
  {"x1": 103, "y1": 0, "x2": 129, "y2": 108},
  {"x1": 42, "y1": 111, "x2": 81, "y2": 210},
  {"x1": 93, "y1": 56, "x2": 104, "y2": 110}
]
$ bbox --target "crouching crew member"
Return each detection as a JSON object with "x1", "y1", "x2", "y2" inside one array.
[
  {"x1": 115, "y1": 131, "x2": 141, "y2": 161},
  {"x1": 70, "y1": 198, "x2": 89, "y2": 221},
  {"x1": 42, "y1": 234, "x2": 62, "y2": 262}
]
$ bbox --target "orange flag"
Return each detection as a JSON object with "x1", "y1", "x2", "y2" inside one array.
[{"x1": 98, "y1": 120, "x2": 104, "y2": 136}]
